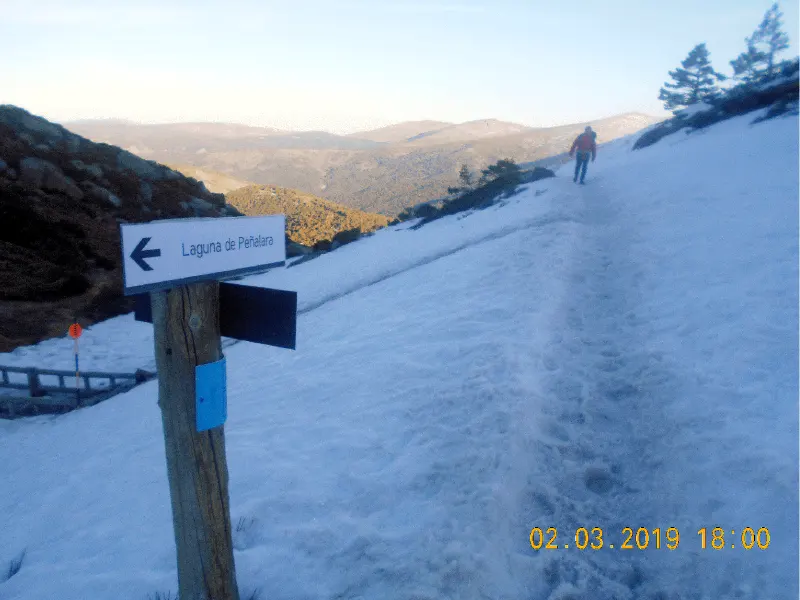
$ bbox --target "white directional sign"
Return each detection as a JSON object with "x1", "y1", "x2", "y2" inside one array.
[{"x1": 121, "y1": 215, "x2": 286, "y2": 295}]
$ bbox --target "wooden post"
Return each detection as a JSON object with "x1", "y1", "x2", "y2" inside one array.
[
  {"x1": 150, "y1": 281, "x2": 239, "y2": 600},
  {"x1": 27, "y1": 368, "x2": 43, "y2": 397}
]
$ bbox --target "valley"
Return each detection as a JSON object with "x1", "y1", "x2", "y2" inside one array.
[{"x1": 68, "y1": 113, "x2": 659, "y2": 215}]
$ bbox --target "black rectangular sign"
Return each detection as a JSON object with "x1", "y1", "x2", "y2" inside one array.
[{"x1": 135, "y1": 283, "x2": 297, "y2": 349}]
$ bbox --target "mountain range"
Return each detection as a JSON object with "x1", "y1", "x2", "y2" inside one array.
[{"x1": 67, "y1": 113, "x2": 660, "y2": 215}]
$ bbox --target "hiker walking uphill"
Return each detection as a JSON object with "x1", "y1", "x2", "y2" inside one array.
[{"x1": 570, "y1": 126, "x2": 597, "y2": 184}]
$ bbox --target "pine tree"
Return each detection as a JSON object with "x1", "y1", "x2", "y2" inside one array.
[
  {"x1": 659, "y1": 43, "x2": 726, "y2": 111},
  {"x1": 745, "y1": 2, "x2": 790, "y2": 79},
  {"x1": 458, "y1": 163, "x2": 473, "y2": 188},
  {"x1": 730, "y1": 44, "x2": 768, "y2": 84},
  {"x1": 480, "y1": 159, "x2": 520, "y2": 184}
]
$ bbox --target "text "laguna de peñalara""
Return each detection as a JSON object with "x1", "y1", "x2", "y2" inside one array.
[{"x1": 182, "y1": 235, "x2": 275, "y2": 259}]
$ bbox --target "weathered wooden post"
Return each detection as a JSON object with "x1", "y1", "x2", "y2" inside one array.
[
  {"x1": 151, "y1": 281, "x2": 239, "y2": 600},
  {"x1": 26, "y1": 367, "x2": 43, "y2": 397},
  {"x1": 120, "y1": 214, "x2": 291, "y2": 600}
]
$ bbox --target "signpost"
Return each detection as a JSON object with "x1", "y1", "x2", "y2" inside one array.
[
  {"x1": 68, "y1": 323, "x2": 82, "y2": 406},
  {"x1": 122, "y1": 215, "x2": 295, "y2": 600},
  {"x1": 134, "y1": 283, "x2": 297, "y2": 349},
  {"x1": 121, "y1": 214, "x2": 286, "y2": 294}
]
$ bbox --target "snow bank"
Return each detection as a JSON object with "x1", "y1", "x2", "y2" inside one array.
[{"x1": 675, "y1": 101, "x2": 715, "y2": 117}]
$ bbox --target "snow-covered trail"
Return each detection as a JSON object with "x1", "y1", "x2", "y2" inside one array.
[
  {"x1": 221, "y1": 199, "x2": 587, "y2": 600},
  {"x1": 510, "y1": 176, "x2": 679, "y2": 598},
  {"x1": 526, "y1": 113, "x2": 799, "y2": 600}
]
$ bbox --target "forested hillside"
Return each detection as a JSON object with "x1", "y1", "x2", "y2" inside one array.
[{"x1": 226, "y1": 184, "x2": 390, "y2": 247}]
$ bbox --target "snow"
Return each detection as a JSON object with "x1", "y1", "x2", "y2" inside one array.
[
  {"x1": 1, "y1": 112, "x2": 797, "y2": 600},
  {"x1": 675, "y1": 101, "x2": 715, "y2": 118}
]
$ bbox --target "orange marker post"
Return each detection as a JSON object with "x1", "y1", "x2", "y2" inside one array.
[{"x1": 69, "y1": 323, "x2": 83, "y2": 405}]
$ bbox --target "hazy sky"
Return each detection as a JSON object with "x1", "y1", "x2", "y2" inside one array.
[{"x1": 2, "y1": 0, "x2": 798, "y2": 133}]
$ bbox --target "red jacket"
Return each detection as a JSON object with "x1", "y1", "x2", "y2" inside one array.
[{"x1": 570, "y1": 133, "x2": 596, "y2": 159}]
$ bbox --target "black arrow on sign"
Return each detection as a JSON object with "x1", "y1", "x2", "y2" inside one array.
[{"x1": 131, "y1": 237, "x2": 161, "y2": 271}]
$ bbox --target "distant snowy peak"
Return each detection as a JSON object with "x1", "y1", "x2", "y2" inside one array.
[
  {"x1": 628, "y1": 112, "x2": 663, "y2": 123},
  {"x1": 347, "y1": 120, "x2": 454, "y2": 143},
  {"x1": 595, "y1": 112, "x2": 664, "y2": 128},
  {"x1": 403, "y1": 119, "x2": 533, "y2": 145}
]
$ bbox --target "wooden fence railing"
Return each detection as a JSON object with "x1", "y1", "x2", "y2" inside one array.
[{"x1": 0, "y1": 365, "x2": 154, "y2": 417}]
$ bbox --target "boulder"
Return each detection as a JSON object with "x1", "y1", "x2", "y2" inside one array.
[
  {"x1": 19, "y1": 157, "x2": 83, "y2": 200},
  {"x1": 65, "y1": 135, "x2": 81, "y2": 154},
  {"x1": 139, "y1": 181, "x2": 153, "y2": 204},
  {"x1": 117, "y1": 149, "x2": 161, "y2": 180},
  {"x1": 18, "y1": 111, "x2": 63, "y2": 138},
  {"x1": 19, "y1": 157, "x2": 51, "y2": 186},
  {"x1": 189, "y1": 196, "x2": 213, "y2": 213},
  {"x1": 70, "y1": 159, "x2": 103, "y2": 179},
  {"x1": 82, "y1": 181, "x2": 122, "y2": 207},
  {"x1": 222, "y1": 204, "x2": 243, "y2": 216}
]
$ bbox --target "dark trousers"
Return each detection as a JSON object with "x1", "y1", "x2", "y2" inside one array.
[{"x1": 574, "y1": 152, "x2": 590, "y2": 182}]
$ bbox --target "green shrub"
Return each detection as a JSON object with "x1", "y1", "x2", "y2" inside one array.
[
  {"x1": 396, "y1": 208, "x2": 414, "y2": 221},
  {"x1": 313, "y1": 239, "x2": 332, "y2": 252},
  {"x1": 332, "y1": 227, "x2": 362, "y2": 246},
  {"x1": 413, "y1": 204, "x2": 438, "y2": 219},
  {"x1": 480, "y1": 158, "x2": 522, "y2": 185}
]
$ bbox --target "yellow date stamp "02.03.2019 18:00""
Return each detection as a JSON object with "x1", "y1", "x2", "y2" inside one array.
[{"x1": 529, "y1": 527, "x2": 772, "y2": 551}]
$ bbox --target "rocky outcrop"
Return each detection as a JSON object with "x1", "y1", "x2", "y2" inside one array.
[
  {"x1": 182, "y1": 196, "x2": 215, "y2": 215},
  {"x1": 19, "y1": 158, "x2": 84, "y2": 200},
  {"x1": 0, "y1": 104, "x2": 243, "y2": 352},
  {"x1": 80, "y1": 181, "x2": 122, "y2": 207},
  {"x1": 69, "y1": 159, "x2": 103, "y2": 179},
  {"x1": 117, "y1": 149, "x2": 163, "y2": 180}
]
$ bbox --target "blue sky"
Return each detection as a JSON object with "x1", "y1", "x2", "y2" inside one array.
[{"x1": 2, "y1": 0, "x2": 798, "y2": 133}]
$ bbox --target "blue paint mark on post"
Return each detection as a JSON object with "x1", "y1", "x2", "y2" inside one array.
[{"x1": 196, "y1": 357, "x2": 227, "y2": 432}]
